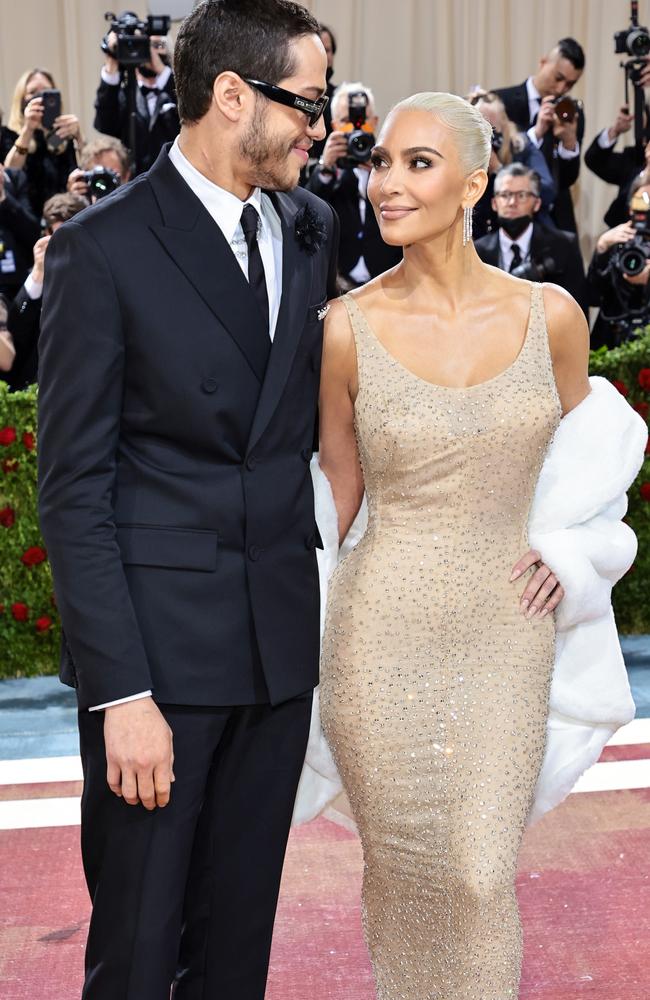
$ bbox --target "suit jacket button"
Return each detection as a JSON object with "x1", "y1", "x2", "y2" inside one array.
[
  {"x1": 301, "y1": 447, "x2": 312, "y2": 463},
  {"x1": 201, "y1": 377, "x2": 218, "y2": 394},
  {"x1": 246, "y1": 455, "x2": 257, "y2": 471},
  {"x1": 248, "y1": 544, "x2": 261, "y2": 561}
]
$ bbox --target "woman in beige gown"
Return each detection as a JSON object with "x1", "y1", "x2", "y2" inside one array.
[{"x1": 318, "y1": 93, "x2": 590, "y2": 1000}]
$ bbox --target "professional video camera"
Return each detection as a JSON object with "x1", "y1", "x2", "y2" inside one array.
[
  {"x1": 101, "y1": 11, "x2": 171, "y2": 69},
  {"x1": 82, "y1": 166, "x2": 121, "y2": 201},
  {"x1": 615, "y1": 5, "x2": 650, "y2": 57},
  {"x1": 337, "y1": 91, "x2": 376, "y2": 169},
  {"x1": 608, "y1": 188, "x2": 650, "y2": 279}
]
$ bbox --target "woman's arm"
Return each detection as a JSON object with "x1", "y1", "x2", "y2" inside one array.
[
  {"x1": 0, "y1": 329, "x2": 16, "y2": 371},
  {"x1": 318, "y1": 299, "x2": 365, "y2": 544},
  {"x1": 544, "y1": 282, "x2": 591, "y2": 415}
]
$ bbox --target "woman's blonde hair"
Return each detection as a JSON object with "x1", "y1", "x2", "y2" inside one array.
[
  {"x1": 8, "y1": 67, "x2": 58, "y2": 134},
  {"x1": 471, "y1": 91, "x2": 525, "y2": 163},
  {"x1": 390, "y1": 91, "x2": 493, "y2": 174}
]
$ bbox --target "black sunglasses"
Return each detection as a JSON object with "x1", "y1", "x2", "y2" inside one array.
[{"x1": 243, "y1": 78, "x2": 328, "y2": 128}]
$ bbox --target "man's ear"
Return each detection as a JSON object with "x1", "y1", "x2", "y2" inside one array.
[{"x1": 213, "y1": 72, "x2": 249, "y2": 123}]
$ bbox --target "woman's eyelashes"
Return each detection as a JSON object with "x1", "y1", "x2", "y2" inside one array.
[{"x1": 370, "y1": 154, "x2": 433, "y2": 170}]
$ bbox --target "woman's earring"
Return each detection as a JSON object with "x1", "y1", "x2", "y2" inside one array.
[{"x1": 463, "y1": 205, "x2": 473, "y2": 246}]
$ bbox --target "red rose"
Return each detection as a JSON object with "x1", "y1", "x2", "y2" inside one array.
[
  {"x1": 0, "y1": 426, "x2": 17, "y2": 446},
  {"x1": 0, "y1": 506, "x2": 15, "y2": 527},
  {"x1": 2, "y1": 459, "x2": 18, "y2": 474},
  {"x1": 612, "y1": 380, "x2": 629, "y2": 396},
  {"x1": 634, "y1": 401, "x2": 650, "y2": 420},
  {"x1": 35, "y1": 615, "x2": 53, "y2": 632},
  {"x1": 639, "y1": 368, "x2": 650, "y2": 392},
  {"x1": 22, "y1": 431, "x2": 35, "y2": 451},
  {"x1": 20, "y1": 545, "x2": 47, "y2": 566},
  {"x1": 641, "y1": 482, "x2": 650, "y2": 502},
  {"x1": 11, "y1": 602, "x2": 29, "y2": 621}
]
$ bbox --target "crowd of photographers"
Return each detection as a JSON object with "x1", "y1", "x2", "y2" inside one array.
[{"x1": 2, "y1": 9, "x2": 650, "y2": 389}]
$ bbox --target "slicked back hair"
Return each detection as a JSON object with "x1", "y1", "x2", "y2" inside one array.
[{"x1": 174, "y1": 0, "x2": 320, "y2": 125}]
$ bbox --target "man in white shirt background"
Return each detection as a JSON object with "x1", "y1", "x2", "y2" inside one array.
[{"x1": 493, "y1": 37, "x2": 586, "y2": 233}]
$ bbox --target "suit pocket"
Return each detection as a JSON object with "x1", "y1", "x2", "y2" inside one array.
[{"x1": 116, "y1": 525, "x2": 218, "y2": 571}]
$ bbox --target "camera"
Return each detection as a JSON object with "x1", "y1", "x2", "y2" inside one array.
[
  {"x1": 337, "y1": 91, "x2": 376, "y2": 169},
  {"x1": 609, "y1": 188, "x2": 650, "y2": 278},
  {"x1": 102, "y1": 10, "x2": 171, "y2": 68},
  {"x1": 82, "y1": 166, "x2": 121, "y2": 201},
  {"x1": 615, "y1": 10, "x2": 650, "y2": 58},
  {"x1": 491, "y1": 129, "x2": 503, "y2": 154}
]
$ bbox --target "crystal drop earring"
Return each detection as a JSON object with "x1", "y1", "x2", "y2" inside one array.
[{"x1": 462, "y1": 205, "x2": 473, "y2": 247}]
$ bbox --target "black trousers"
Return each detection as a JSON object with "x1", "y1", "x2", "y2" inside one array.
[{"x1": 78, "y1": 693, "x2": 313, "y2": 1000}]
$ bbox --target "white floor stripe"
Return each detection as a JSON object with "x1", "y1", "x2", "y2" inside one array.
[
  {"x1": 0, "y1": 795, "x2": 81, "y2": 830},
  {"x1": 606, "y1": 717, "x2": 650, "y2": 746},
  {"x1": 0, "y1": 755, "x2": 82, "y2": 786},
  {"x1": 572, "y1": 758, "x2": 650, "y2": 794}
]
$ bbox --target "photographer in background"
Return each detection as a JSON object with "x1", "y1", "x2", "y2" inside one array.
[
  {"x1": 585, "y1": 90, "x2": 650, "y2": 226},
  {"x1": 67, "y1": 135, "x2": 131, "y2": 203},
  {"x1": 475, "y1": 163, "x2": 587, "y2": 314},
  {"x1": 307, "y1": 82, "x2": 402, "y2": 288},
  {"x1": 94, "y1": 17, "x2": 179, "y2": 176},
  {"x1": 308, "y1": 23, "x2": 338, "y2": 168},
  {"x1": 493, "y1": 38, "x2": 585, "y2": 233},
  {"x1": 588, "y1": 171, "x2": 650, "y2": 348},
  {"x1": 5, "y1": 193, "x2": 87, "y2": 390},
  {"x1": 0, "y1": 163, "x2": 40, "y2": 301},
  {"x1": 2, "y1": 68, "x2": 82, "y2": 218}
]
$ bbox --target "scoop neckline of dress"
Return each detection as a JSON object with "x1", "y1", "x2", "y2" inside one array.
[{"x1": 347, "y1": 281, "x2": 536, "y2": 393}]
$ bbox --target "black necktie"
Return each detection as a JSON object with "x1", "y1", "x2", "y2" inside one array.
[
  {"x1": 240, "y1": 205, "x2": 270, "y2": 338},
  {"x1": 509, "y1": 243, "x2": 522, "y2": 273}
]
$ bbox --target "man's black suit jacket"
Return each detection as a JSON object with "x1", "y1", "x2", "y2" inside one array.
[
  {"x1": 4, "y1": 284, "x2": 40, "y2": 389},
  {"x1": 38, "y1": 145, "x2": 338, "y2": 710},
  {"x1": 0, "y1": 169, "x2": 40, "y2": 299},
  {"x1": 474, "y1": 220, "x2": 588, "y2": 315},
  {"x1": 307, "y1": 166, "x2": 402, "y2": 280},
  {"x1": 584, "y1": 134, "x2": 645, "y2": 227},
  {"x1": 94, "y1": 75, "x2": 180, "y2": 175},
  {"x1": 493, "y1": 81, "x2": 584, "y2": 233}
]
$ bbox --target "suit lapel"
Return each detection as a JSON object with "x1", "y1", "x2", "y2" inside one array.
[
  {"x1": 147, "y1": 147, "x2": 269, "y2": 383},
  {"x1": 247, "y1": 190, "x2": 312, "y2": 453}
]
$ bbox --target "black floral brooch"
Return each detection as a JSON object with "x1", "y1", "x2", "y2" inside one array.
[{"x1": 294, "y1": 204, "x2": 328, "y2": 255}]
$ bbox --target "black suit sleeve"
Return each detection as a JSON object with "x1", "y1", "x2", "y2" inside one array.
[
  {"x1": 0, "y1": 172, "x2": 40, "y2": 249},
  {"x1": 561, "y1": 234, "x2": 588, "y2": 316},
  {"x1": 38, "y1": 221, "x2": 153, "y2": 708},
  {"x1": 7, "y1": 285, "x2": 40, "y2": 352},
  {"x1": 326, "y1": 203, "x2": 340, "y2": 301},
  {"x1": 584, "y1": 133, "x2": 636, "y2": 187},
  {"x1": 93, "y1": 78, "x2": 123, "y2": 139}
]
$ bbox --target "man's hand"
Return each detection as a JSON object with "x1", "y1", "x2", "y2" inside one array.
[
  {"x1": 510, "y1": 549, "x2": 564, "y2": 619},
  {"x1": 534, "y1": 96, "x2": 556, "y2": 140},
  {"x1": 30, "y1": 235, "x2": 52, "y2": 285},
  {"x1": 608, "y1": 105, "x2": 634, "y2": 142},
  {"x1": 67, "y1": 167, "x2": 90, "y2": 198},
  {"x1": 104, "y1": 697, "x2": 175, "y2": 810},
  {"x1": 320, "y1": 130, "x2": 348, "y2": 171},
  {"x1": 553, "y1": 114, "x2": 578, "y2": 151}
]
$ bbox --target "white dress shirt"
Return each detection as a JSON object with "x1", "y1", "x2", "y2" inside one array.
[
  {"x1": 90, "y1": 137, "x2": 284, "y2": 712},
  {"x1": 498, "y1": 221, "x2": 534, "y2": 272},
  {"x1": 525, "y1": 76, "x2": 580, "y2": 160}
]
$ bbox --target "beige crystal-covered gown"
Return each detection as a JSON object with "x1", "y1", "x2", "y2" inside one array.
[{"x1": 320, "y1": 282, "x2": 562, "y2": 1000}]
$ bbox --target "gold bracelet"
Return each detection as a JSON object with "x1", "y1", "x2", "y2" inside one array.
[{"x1": 13, "y1": 142, "x2": 28, "y2": 155}]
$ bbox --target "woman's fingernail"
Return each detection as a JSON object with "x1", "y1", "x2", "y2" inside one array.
[
  {"x1": 520, "y1": 599, "x2": 529, "y2": 612},
  {"x1": 509, "y1": 571, "x2": 518, "y2": 582},
  {"x1": 526, "y1": 605, "x2": 538, "y2": 619},
  {"x1": 540, "y1": 608, "x2": 548, "y2": 617}
]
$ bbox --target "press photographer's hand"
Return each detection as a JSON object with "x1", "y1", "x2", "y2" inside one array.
[
  {"x1": 596, "y1": 222, "x2": 635, "y2": 255},
  {"x1": 534, "y1": 96, "x2": 556, "y2": 140},
  {"x1": 320, "y1": 130, "x2": 348, "y2": 170}
]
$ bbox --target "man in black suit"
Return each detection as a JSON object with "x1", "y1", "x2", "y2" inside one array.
[
  {"x1": 493, "y1": 37, "x2": 585, "y2": 233},
  {"x1": 584, "y1": 79, "x2": 650, "y2": 227},
  {"x1": 94, "y1": 23, "x2": 179, "y2": 175},
  {"x1": 307, "y1": 81, "x2": 402, "y2": 286},
  {"x1": 38, "y1": 2, "x2": 337, "y2": 997},
  {"x1": 0, "y1": 163, "x2": 40, "y2": 301},
  {"x1": 475, "y1": 163, "x2": 587, "y2": 314}
]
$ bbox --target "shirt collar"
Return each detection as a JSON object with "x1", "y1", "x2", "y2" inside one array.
[
  {"x1": 526, "y1": 77, "x2": 542, "y2": 105},
  {"x1": 168, "y1": 137, "x2": 266, "y2": 244}
]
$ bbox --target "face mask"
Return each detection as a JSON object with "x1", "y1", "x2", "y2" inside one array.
[{"x1": 497, "y1": 214, "x2": 533, "y2": 240}]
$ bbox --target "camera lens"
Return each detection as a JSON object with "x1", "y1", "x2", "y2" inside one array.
[
  {"x1": 628, "y1": 28, "x2": 650, "y2": 57},
  {"x1": 620, "y1": 245, "x2": 648, "y2": 275},
  {"x1": 348, "y1": 130, "x2": 374, "y2": 162}
]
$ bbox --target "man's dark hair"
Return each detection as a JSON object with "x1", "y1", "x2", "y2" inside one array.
[
  {"x1": 494, "y1": 162, "x2": 541, "y2": 198},
  {"x1": 174, "y1": 0, "x2": 320, "y2": 125},
  {"x1": 556, "y1": 37, "x2": 585, "y2": 71},
  {"x1": 318, "y1": 23, "x2": 337, "y2": 56},
  {"x1": 43, "y1": 193, "x2": 88, "y2": 230}
]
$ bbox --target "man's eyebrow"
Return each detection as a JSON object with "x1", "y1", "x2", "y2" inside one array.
[{"x1": 302, "y1": 86, "x2": 326, "y2": 98}]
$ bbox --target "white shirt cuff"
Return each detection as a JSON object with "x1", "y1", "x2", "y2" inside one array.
[
  {"x1": 155, "y1": 65, "x2": 172, "y2": 90},
  {"x1": 24, "y1": 273, "x2": 43, "y2": 300},
  {"x1": 101, "y1": 66, "x2": 121, "y2": 86},
  {"x1": 89, "y1": 690, "x2": 152, "y2": 712},
  {"x1": 527, "y1": 126, "x2": 543, "y2": 149},
  {"x1": 598, "y1": 128, "x2": 617, "y2": 150},
  {"x1": 557, "y1": 141, "x2": 580, "y2": 159}
]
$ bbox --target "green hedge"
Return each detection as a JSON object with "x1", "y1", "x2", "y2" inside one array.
[{"x1": 1, "y1": 332, "x2": 650, "y2": 680}]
